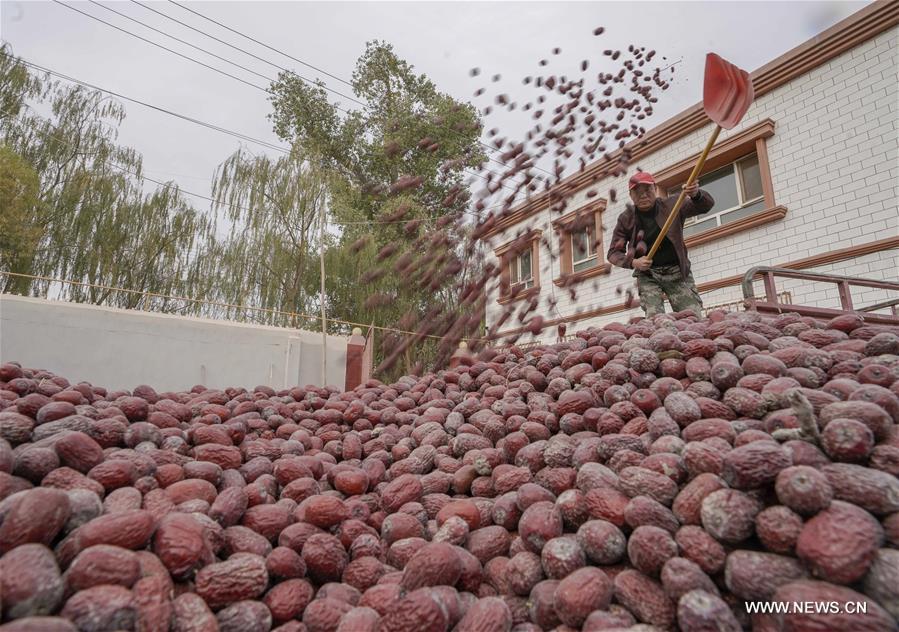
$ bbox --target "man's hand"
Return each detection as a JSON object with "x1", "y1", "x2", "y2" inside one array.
[
  {"x1": 684, "y1": 181, "x2": 700, "y2": 198},
  {"x1": 633, "y1": 256, "x2": 653, "y2": 271}
]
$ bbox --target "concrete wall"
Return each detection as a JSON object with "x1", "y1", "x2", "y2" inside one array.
[
  {"x1": 0, "y1": 295, "x2": 347, "y2": 392},
  {"x1": 484, "y1": 25, "x2": 898, "y2": 343}
]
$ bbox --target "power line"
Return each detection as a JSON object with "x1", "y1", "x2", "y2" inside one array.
[
  {"x1": 89, "y1": 0, "x2": 362, "y2": 106},
  {"x1": 52, "y1": 0, "x2": 522, "y2": 195},
  {"x1": 68, "y1": 0, "x2": 484, "y2": 180},
  {"x1": 0, "y1": 53, "x2": 512, "y2": 221},
  {"x1": 0, "y1": 107, "x2": 453, "y2": 228},
  {"x1": 58, "y1": 0, "x2": 681, "y2": 196},
  {"x1": 162, "y1": 1, "x2": 674, "y2": 186},
  {"x1": 130, "y1": 0, "x2": 294, "y2": 76},
  {"x1": 87, "y1": 0, "x2": 276, "y2": 85},
  {"x1": 51, "y1": 0, "x2": 270, "y2": 93},
  {"x1": 131, "y1": 0, "x2": 363, "y2": 109},
  {"x1": 6, "y1": 56, "x2": 289, "y2": 154},
  {"x1": 163, "y1": 0, "x2": 555, "y2": 181},
  {"x1": 166, "y1": 0, "x2": 356, "y2": 89},
  {"x1": 29, "y1": 2, "x2": 521, "y2": 196}
]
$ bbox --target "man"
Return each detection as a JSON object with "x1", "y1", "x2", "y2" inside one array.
[{"x1": 607, "y1": 171, "x2": 714, "y2": 317}]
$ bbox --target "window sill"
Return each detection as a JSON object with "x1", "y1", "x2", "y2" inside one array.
[
  {"x1": 554, "y1": 262, "x2": 612, "y2": 287},
  {"x1": 684, "y1": 205, "x2": 787, "y2": 249},
  {"x1": 497, "y1": 285, "x2": 540, "y2": 305}
]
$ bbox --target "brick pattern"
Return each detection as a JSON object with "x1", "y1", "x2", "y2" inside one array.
[{"x1": 485, "y1": 27, "x2": 898, "y2": 339}]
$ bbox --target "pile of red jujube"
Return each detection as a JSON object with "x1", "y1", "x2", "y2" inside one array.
[{"x1": 0, "y1": 309, "x2": 898, "y2": 632}]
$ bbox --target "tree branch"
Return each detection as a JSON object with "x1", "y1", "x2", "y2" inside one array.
[{"x1": 773, "y1": 389, "x2": 821, "y2": 445}]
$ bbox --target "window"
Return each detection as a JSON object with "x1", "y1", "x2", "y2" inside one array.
[
  {"x1": 653, "y1": 119, "x2": 787, "y2": 248},
  {"x1": 571, "y1": 225, "x2": 598, "y2": 272},
  {"x1": 494, "y1": 230, "x2": 541, "y2": 304},
  {"x1": 676, "y1": 153, "x2": 766, "y2": 238},
  {"x1": 510, "y1": 249, "x2": 535, "y2": 290},
  {"x1": 552, "y1": 200, "x2": 611, "y2": 286}
]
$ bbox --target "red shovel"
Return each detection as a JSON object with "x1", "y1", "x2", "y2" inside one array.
[{"x1": 647, "y1": 53, "x2": 755, "y2": 259}]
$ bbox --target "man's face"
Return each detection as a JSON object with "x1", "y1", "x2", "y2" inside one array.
[{"x1": 629, "y1": 183, "x2": 657, "y2": 211}]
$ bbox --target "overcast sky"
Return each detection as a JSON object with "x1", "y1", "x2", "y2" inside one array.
[{"x1": 1, "y1": 0, "x2": 869, "y2": 207}]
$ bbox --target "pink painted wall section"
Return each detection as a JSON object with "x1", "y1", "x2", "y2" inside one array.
[{"x1": 344, "y1": 329, "x2": 369, "y2": 392}]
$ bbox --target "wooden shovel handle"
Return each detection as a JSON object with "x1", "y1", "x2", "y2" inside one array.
[{"x1": 647, "y1": 124, "x2": 722, "y2": 260}]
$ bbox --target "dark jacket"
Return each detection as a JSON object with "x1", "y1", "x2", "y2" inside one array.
[{"x1": 606, "y1": 191, "x2": 714, "y2": 280}]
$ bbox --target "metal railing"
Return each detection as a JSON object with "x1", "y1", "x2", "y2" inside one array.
[
  {"x1": 859, "y1": 297, "x2": 899, "y2": 314},
  {"x1": 741, "y1": 266, "x2": 899, "y2": 324},
  {"x1": 703, "y1": 291, "x2": 791, "y2": 316}
]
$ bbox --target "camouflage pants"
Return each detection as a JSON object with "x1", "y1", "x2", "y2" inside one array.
[{"x1": 634, "y1": 264, "x2": 703, "y2": 317}]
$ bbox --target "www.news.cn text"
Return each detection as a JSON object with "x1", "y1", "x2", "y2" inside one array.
[{"x1": 744, "y1": 601, "x2": 868, "y2": 615}]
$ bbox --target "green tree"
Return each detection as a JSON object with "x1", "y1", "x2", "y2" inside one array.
[
  {"x1": 269, "y1": 40, "x2": 483, "y2": 222},
  {"x1": 205, "y1": 147, "x2": 329, "y2": 328},
  {"x1": 0, "y1": 42, "x2": 487, "y2": 379},
  {"x1": 0, "y1": 45, "x2": 45, "y2": 121},
  {"x1": 269, "y1": 41, "x2": 486, "y2": 376},
  {"x1": 0, "y1": 46, "x2": 216, "y2": 309},
  {"x1": 0, "y1": 145, "x2": 41, "y2": 294}
]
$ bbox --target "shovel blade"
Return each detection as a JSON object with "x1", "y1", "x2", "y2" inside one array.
[{"x1": 703, "y1": 53, "x2": 755, "y2": 129}]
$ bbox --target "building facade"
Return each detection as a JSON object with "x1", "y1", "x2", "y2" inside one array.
[{"x1": 481, "y1": 2, "x2": 898, "y2": 344}]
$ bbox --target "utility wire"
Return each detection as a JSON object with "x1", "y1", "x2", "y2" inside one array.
[
  {"x1": 167, "y1": 0, "x2": 355, "y2": 88},
  {"x1": 0, "y1": 107, "x2": 446, "y2": 228},
  {"x1": 162, "y1": 0, "x2": 556, "y2": 181},
  {"x1": 31, "y1": 2, "x2": 521, "y2": 195},
  {"x1": 90, "y1": 0, "x2": 361, "y2": 105},
  {"x1": 0, "y1": 54, "x2": 514, "y2": 222},
  {"x1": 6, "y1": 56, "x2": 289, "y2": 154},
  {"x1": 54, "y1": 0, "x2": 520, "y2": 192},
  {"x1": 87, "y1": 0, "x2": 275, "y2": 85},
  {"x1": 50, "y1": 0, "x2": 270, "y2": 93},
  {"x1": 131, "y1": 0, "x2": 297, "y2": 76},
  {"x1": 135, "y1": 0, "x2": 680, "y2": 190},
  {"x1": 131, "y1": 0, "x2": 361, "y2": 107}
]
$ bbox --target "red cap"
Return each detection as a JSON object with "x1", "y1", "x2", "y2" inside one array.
[{"x1": 628, "y1": 171, "x2": 656, "y2": 190}]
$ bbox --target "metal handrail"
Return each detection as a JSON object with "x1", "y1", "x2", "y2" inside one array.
[
  {"x1": 858, "y1": 298, "x2": 899, "y2": 313},
  {"x1": 703, "y1": 291, "x2": 791, "y2": 316},
  {"x1": 741, "y1": 266, "x2": 899, "y2": 324},
  {"x1": 742, "y1": 266, "x2": 899, "y2": 307}
]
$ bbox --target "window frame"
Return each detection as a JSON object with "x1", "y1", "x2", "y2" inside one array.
[
  {"x1": 494, "y1": 229, "x2": 542, "y2": 304},
  {"x1": 652, "y1": 119, "x2": 787, "y2": 248},
  {"x1": 552, "y1": 199, "x2": 611, "y2": 287},
  {"x1": 510, "y1": 249, "x2": 535, "y2": 290},
  {"x1": 570, "y1": 224, "x2": 599, "y2": 272},
  {"x1": 675, "y1": 153, "x2": 766, "y2": 238}
]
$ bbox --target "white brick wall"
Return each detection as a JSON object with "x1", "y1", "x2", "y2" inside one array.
[{"x1": 485, "y1": 26, "x2": 898, "y2": 340}]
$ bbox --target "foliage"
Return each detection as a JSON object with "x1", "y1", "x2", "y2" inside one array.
[
  {"x1": 205, "y1": 147, "x2": 329, "y2": 328},
  {"x1": 0, "y1": 45, "x2": 215, "y2": 311},
  {"x1": 0, "y1": 145, "x2": 41, "y2": 293},
  {"x1": 0, "y1": 41, "x2": 488, "y2": 381},
  {"x1": 270, "y1": 40, "x2": 483, "y2": 221},
  {"x1": 269, "y1": 41, "x2": 487, "y2": 376}
]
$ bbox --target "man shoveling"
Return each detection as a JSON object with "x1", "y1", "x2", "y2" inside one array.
[{"x1": 607, "y1": 171, "x2": 714, "y2": 317}]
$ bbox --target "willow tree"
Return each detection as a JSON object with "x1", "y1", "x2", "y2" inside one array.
[
  {"x1": 269, "y1": 41, "x2": 486, "y2": 375},
  {"x1": 0, "y1": 46, "x2": 215, "y2": 308},
  {"x1": 0, "y1": 145, "x2": 41, "y2": 294},
  {"x1": 205, "y1": 147, "x2": 329, "y2": 328}
]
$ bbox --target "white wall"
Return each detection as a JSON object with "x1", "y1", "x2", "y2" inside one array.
[
  {"x1": 485, "y1": 26, "x2": 898, "y2": 341},
  {"x1": 0, "y1": 295, "x2": 347, "y2": 392}
]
